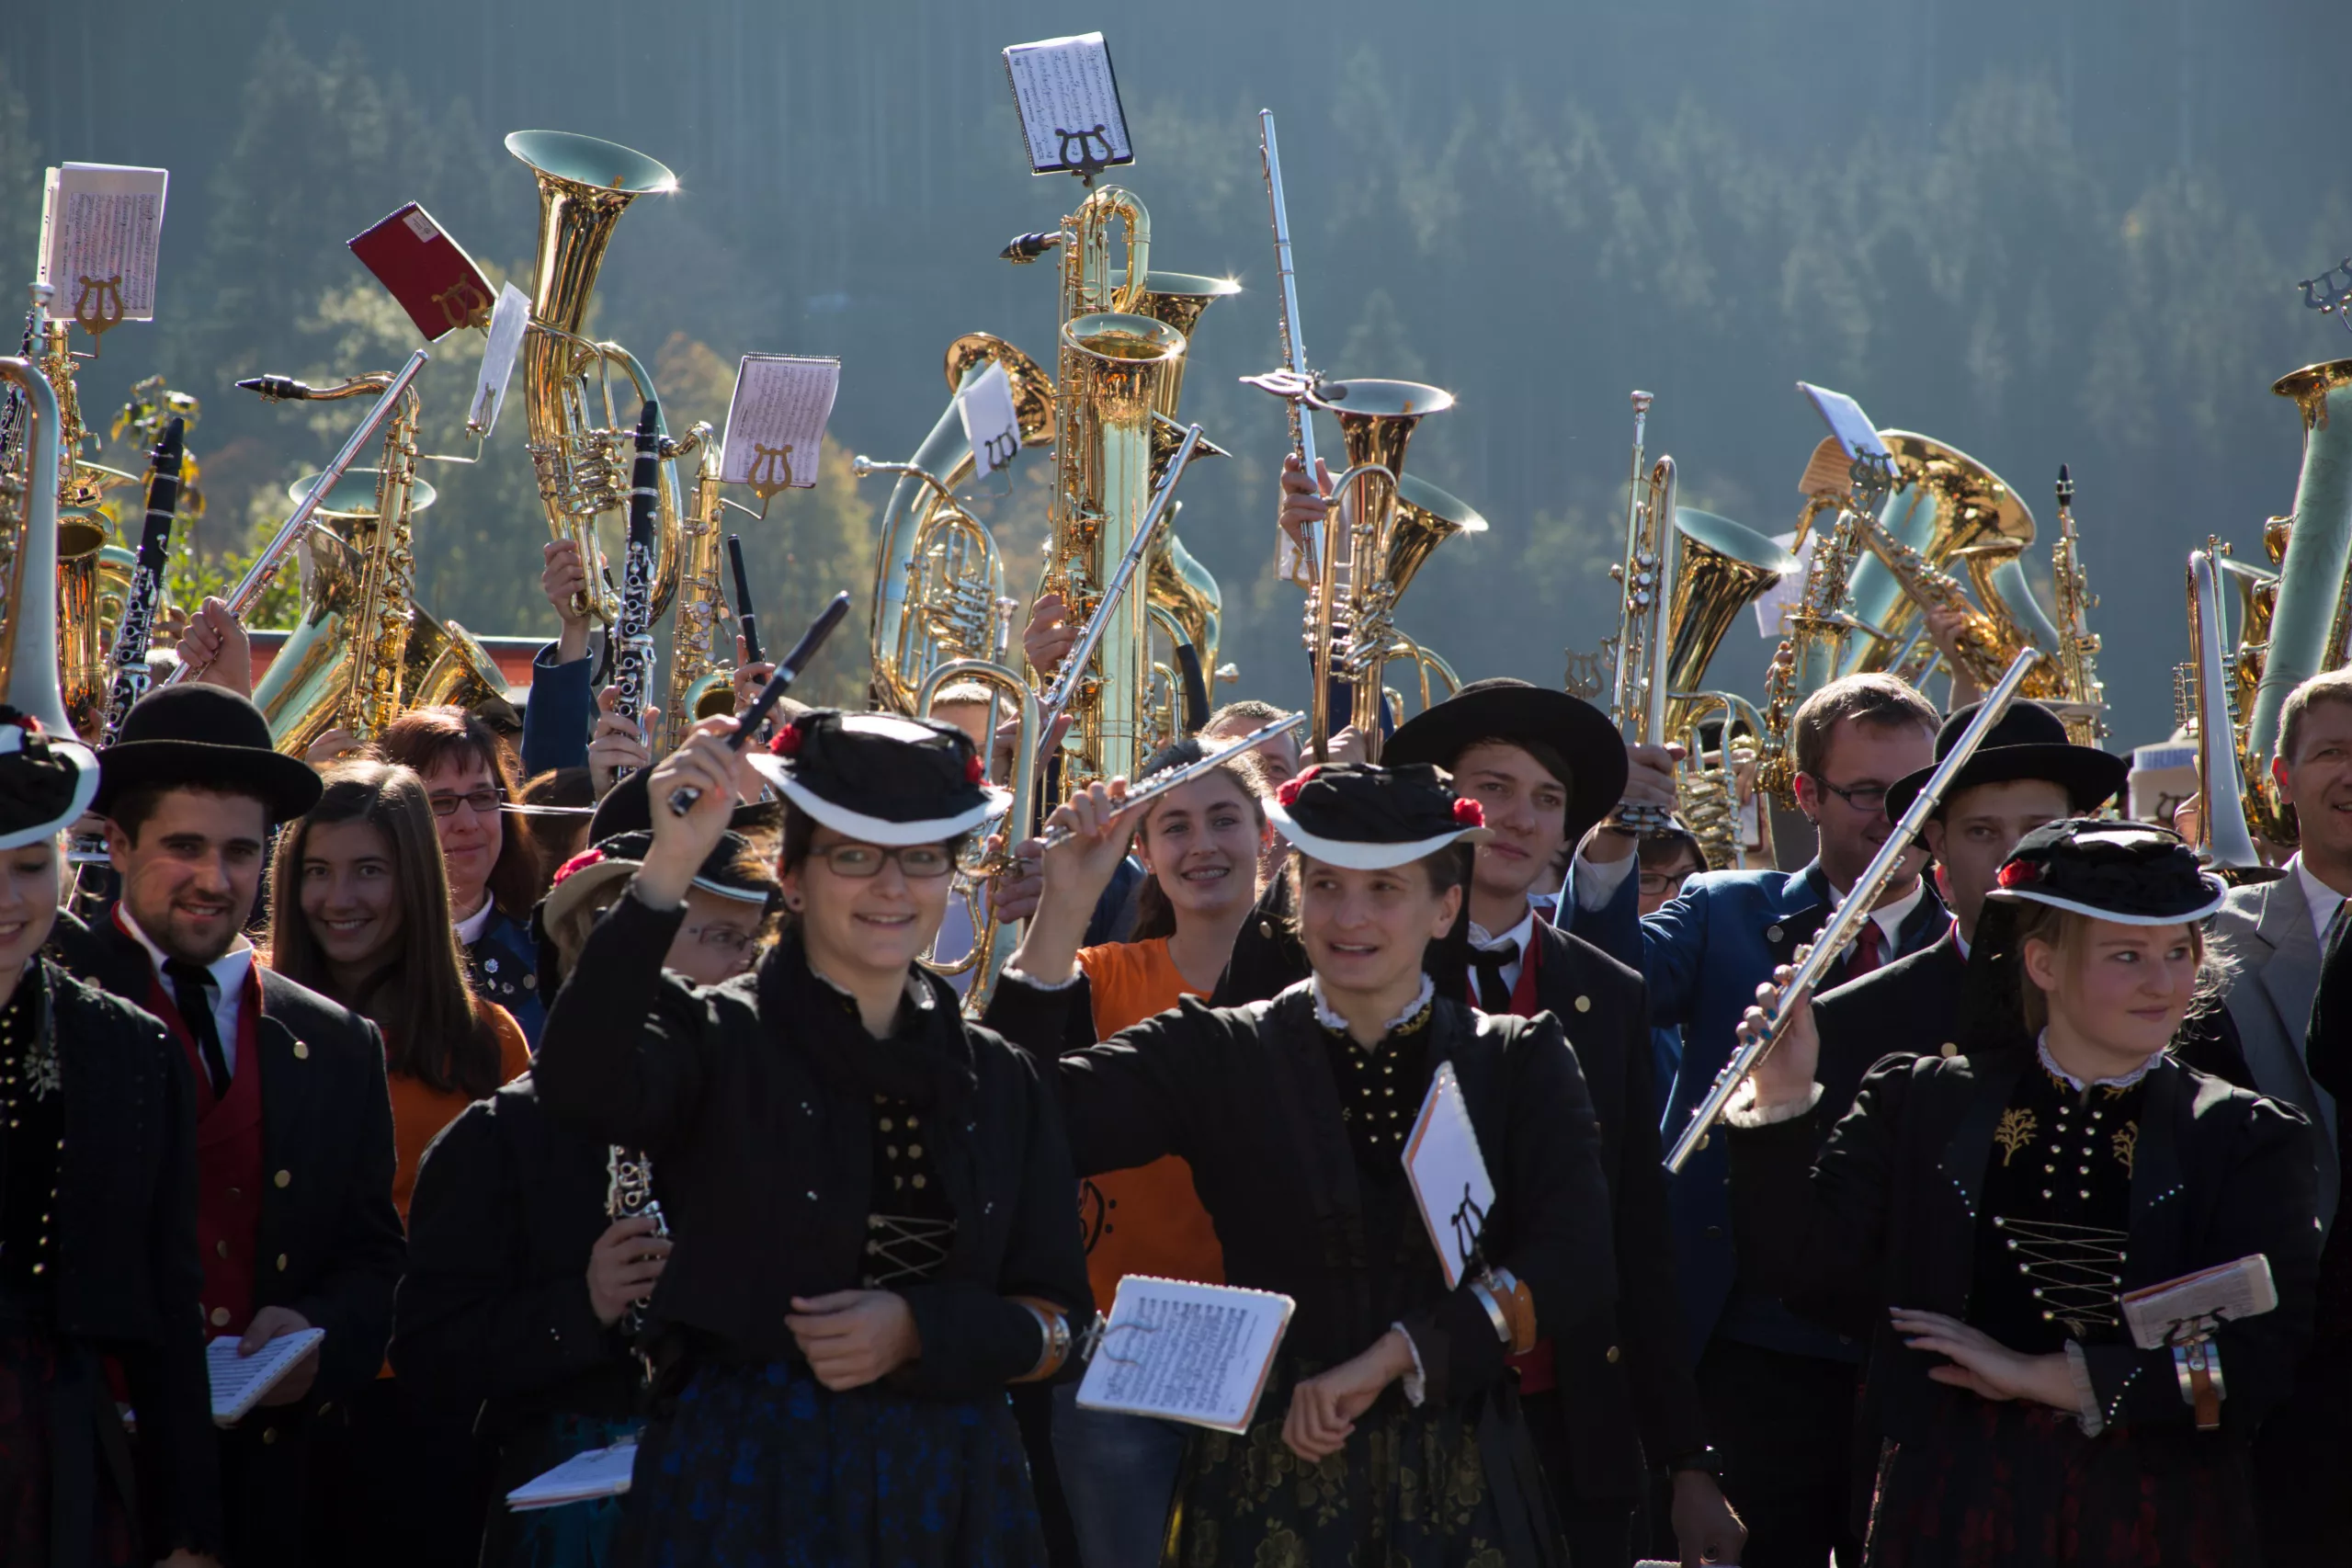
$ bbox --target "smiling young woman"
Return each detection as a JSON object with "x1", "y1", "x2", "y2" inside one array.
[
  {"x1": 993, "y1": 762, "x2": 1619, "y2": 1567},
  {"x1": 1728, "y1": 820, "x2": 2321, "y2": 1568}
]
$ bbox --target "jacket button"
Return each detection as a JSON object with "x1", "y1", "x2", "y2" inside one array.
[
  {"x1": 277, "y1": 1254, "x2": 290, "y2": 1272},
  {"x1": 1705, "y1": 1225, "x2": 1723, "y2": 1240},
  {"x1": 275, "y1": 1170, "x2": 291, "y2": 1188},
  {"x1": 523, "y1": 974, "x2": 538, "y2": 989},
  {"x1": 1574, "y1": 995, "x2": 1591, "y2": 1014},
  {"x1": 1939, "y1": 1041, "x2": 1958, "y2": 1058},
  {"x1": 293, "y1": 1042, "x2": 309, "y2": 1060},
  {"x1": 216, "y1": 1240, "x2": 229, "y2": 1259},
  {"x1": 1605, "y1": 1345, "x2": 1620, "y2": 1364},
  {"x1": 210, "y1": 1306, "x2": 230, "y2": 1326},
  {"x1": 262, "y1": 1428, "x2": 278, "y2": 1446},
  {"x1": 1766, "y1": 925, "x2": 1783, "y2": 943}
]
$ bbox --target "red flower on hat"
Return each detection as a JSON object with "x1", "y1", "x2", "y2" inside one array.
[
  {"x1": 1277, "y1": 764, "x2": 1324, "y2": 808},
  {"x1": 551, "y1": 847, "x2": 607, "y2": 887},
  {"x1": 1452, "y1": 798, "x2": 1486, "y2": 828},
  {"x1": 965, "y1": 754, "x2": 985, "y2": 784},
  {"x1": 1997, "y1": 860, "x2": 2039, "y2": 889},
  {"x1": 768, "y1": 721, "x2": 804, "y2": 757}
]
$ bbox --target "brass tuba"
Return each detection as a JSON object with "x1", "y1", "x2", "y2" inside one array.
[
  {"x1": 2185, "y1": 544, "x2": 2279, "y2": 881},
  {"x1": 1665, "y1": 506, "x2": 1797, "y2": 869},
  {"x1": 2241, "y1": 358, "x2": 2352, "y2": 843},
  {"x1": 1837, "y1": 432, "x2": 2042, "y2": 677},
  {"x1": 857, "y1": 334, "x2": 1055, "y2": 715},
  {"x1": 0, "y1": 297, "x2": 79, "y2": 738},
  {"x1": 1301, "y1": 377, "x2": 1458, "y2": 759},
  {"x1": 508, "y1": 131, "x2": 687, "y2": 628}
]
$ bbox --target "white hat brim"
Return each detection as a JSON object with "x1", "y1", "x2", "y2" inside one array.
[
  {"x1": 0, "y1": 740, "x2": 99, "y2": 851},
  {"x1": 747, "y1": 754, "x2": 1010, "y2": 846},
  {"x1": 1984, "y1": 879, "x2": 2229, "y2": 926},
  {"x1": 1265, "y1": 797, "x2": 1492, "y2": 870}
]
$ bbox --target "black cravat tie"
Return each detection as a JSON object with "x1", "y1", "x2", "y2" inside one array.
[
  {"x1": 164, "y1": 959, "x2": 232, "y2": 1098},
  {"x1": 1471, "y1": 941, "x2": 1519, "y2": 1015}
]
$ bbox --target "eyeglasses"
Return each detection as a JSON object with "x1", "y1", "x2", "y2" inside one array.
[
  {"x1": 1806, "y1": 776, "x2": 1891, "y2": 815},
  {"x1": 1639, "y1": 870, "x2": 1698, "y2": 898},
  {"x1": 428, "y1": 788, "x2": 503, "y2": 818},
  {"x1": 680, "y1": 925, "x2": 755, "y2": 952},
  {"x1": 808, "y1": 843, "x2": 955, "y2": 880}
]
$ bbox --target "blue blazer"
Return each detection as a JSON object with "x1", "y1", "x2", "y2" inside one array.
[{"x1": 1564, "y1": 857, "x2": 1946, "y2": 1362}]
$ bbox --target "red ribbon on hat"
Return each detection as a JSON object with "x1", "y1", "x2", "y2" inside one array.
[
  {"x1": 1452, "y1": 798, "x2": 1485, "y2": 828},
  {"x1": 1997, "y1": 860, "x2": 2038, "y2": 889},
  {"x1": 965, "y1": 754, "x2": 985, "y2": 784},
  {"x1": 551, "y1": 847, "x2": 608, "y2": 887},
  {"x1": 1277, "y1": 764, "x2": 1324, "y2": 808},
  {"x1": 768, "y1": 722, "x2": 803, "y2": 757}
]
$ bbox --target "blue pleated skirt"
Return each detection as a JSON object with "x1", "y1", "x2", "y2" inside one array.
[{"x1": 618, "y1": 1359, "x2": 1047, "y2": 1568}]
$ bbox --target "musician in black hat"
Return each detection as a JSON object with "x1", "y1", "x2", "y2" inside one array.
[
  {"x1": 1727, "y1": 820, "x2": 2318, "y2": 1568},
  {"x1": 532, "y1": 709, "x2": 1089, "y2": 1565},
  {"x1": 0, "y1": 707, "x2": 220, "y2": 1566},
  {"x1": 994, "y1": 761, "x2": 1618, "y2": 1567},
  {"x1": 47, "y1": 684, "x2": 403, "y2": 1568},
  {"x1": 1806, "y1": 699, "x2": 2130, "y2": 1122},
  {"x1": 1361, "y1": 678, "x2": 1741, "y2": 1568}
]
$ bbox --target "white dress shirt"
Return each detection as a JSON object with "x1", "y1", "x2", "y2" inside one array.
[
  {"x1": 117, "y1": 906, "x2": 256, "y2": 1074},
  {"x1": 1467, "y1": 907, "x2": 1539, "y2": 998},
  {"x1": 2290, "y1": 854, "x2": 2348, "y2": 948},
  {"x1": 454, "y1": 891, "x2": 496, "y2": 946}
]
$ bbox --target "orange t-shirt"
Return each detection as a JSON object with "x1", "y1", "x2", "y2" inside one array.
[
  {"x1": 1074, "y1": 938, "x2": 1225, "y2": 1305},
  {"x1": 387, "y1": 1001, "x2": 532, "y2": 1224}
]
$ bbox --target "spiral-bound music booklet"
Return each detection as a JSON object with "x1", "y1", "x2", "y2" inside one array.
[
  {"x1": 721, "y1": 356, "x2": 841, "y2": 496},
  {"x1": 1076, "y1": 1276, "x2": 1294, "y2": 1433},
  {"x1": 208, "y1": 1328, "x2": 324, "y2": 1426},
  {"x1": 1002, "y1": 33, "x2": 1133, "y2": 176},
  {"x1": 1403, "y1": 1061, "x2": 1495, "y2": 1290},
  {"x1": 507, "y1": 1440, "x2": 640, "y2": 1511},
  {"x1": 38, "y1": 164, "x2": 169, "y2": 327}
]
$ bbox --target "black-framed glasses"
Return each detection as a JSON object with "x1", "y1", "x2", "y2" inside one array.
[
  {"x1": 809, "y1": 844, "x2": 955, "y2": 880},
  {"x1": 1806, "y1": 775, "x2": 1891, "y2": 815},
  {"x1": 1639, "y1": 869, "x2": 1698, "y2": 898},
  {"x1": 680, "y1": 924, "x2": 756, "y2": 952},
  {"x1": 428, "y1": 788, "x2": 503, "y2": 818}
]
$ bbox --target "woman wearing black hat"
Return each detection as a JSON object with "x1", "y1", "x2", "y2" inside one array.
[
  {"x1": 994, "y1": 761, "x2": 1617, "y2": 1567},
  {"x1": 0, "y1": 707, "x2": 220, "y2": 1566},
  {"x1": 531, "y1": 710, "x2": 1089, "y2": 1566},
  {"x1": 1727, "y1": 821, "x2": 2320, "y2": 1566}
]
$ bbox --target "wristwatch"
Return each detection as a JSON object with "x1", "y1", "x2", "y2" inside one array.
[{"x1": 1665, "y1": 1446, "x2": 1722, "y2": 1480}]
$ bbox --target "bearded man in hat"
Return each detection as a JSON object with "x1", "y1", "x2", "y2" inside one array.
[
  {"x1": 48, "y1": 684, "x2": 403, "y2": 1568},
  {"x1": 1379, "y1": 677, "x2": 1745, "y2": 1568}
]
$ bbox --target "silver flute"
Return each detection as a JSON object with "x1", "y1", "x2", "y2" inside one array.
[
  {"x1": 1663, "y1": 647, "x2": 2042, "y2": 1173},
  {"x1": 1040, "y1": 711, "x2": 1307, "y2": 849}
]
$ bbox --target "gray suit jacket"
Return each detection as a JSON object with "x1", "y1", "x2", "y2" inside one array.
[{"x1": 2211, "y1": 871, "x2": 2341, "y2": 1232}]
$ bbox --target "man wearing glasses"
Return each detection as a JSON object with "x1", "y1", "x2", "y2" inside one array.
[{"x1": 1562, "y1": 672, "x2": 1941, "y2": 1568}]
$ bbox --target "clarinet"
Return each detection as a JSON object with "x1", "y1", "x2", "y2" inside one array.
[
  {"x1": 605, "y1": 1144, "x2": 668, "y2": 1333},
  {"x1": 99, "y1": 415, "x2": 187, "y2": 747},
  {"x1": 608, "y1": 400, "x2": 663, "y2": 784}
]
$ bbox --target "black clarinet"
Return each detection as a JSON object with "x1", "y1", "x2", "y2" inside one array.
[
  {"x1": 608, "y1": 400, "x2": 663, "y2": 784},
  {"x1": 727, "y1": 532, "x2": 763, "y2": 665},
  {"x1": 99, "y1": 416, "x2": 187, "y2": 748}
]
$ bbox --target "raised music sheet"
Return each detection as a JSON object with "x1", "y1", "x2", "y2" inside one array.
[
  {"x1": 959, "y1": 359, "x2": 1022, "y2": 478},
  {"x1": 1002, "y1": 32, "x2": 1134, "y2": 176},
  {"x1": 39, "y1": 164, "x2": 169, "y2": 324},
  {"x1": 467, "y1": 282, "x2": 532, "y2": 438},
  {"x1": 721, "y1": 355, "x2": 841, "y2": 494},
  {"x1": 1076, "y1": 1277, "x2": 1294, "y2": 1434},
  {"x1": 1797, "y1": 381, "x2": 1891, "y2": 465},
  {"x1": 1403, "y1": 1061, "x2": 1495, "y2": 1290}
]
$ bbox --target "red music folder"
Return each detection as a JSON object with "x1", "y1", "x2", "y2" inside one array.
[{"x1": 347, "y1": 203, "x2": 494, "y2": 341}]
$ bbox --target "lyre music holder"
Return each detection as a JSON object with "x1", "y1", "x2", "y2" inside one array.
[{"x1": 2298, "y1": 256, "x2": 2352, "y2": 333}]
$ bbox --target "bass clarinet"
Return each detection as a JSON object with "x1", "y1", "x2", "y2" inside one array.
[{"x1": 1665, "y1": 647, "x2": 2042, "y2": 1173}]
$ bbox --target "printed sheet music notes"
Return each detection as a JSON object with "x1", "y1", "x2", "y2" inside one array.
[
  {"x1": 1002, "y1": 32, "x2": 1133, "y2": 178},
  {"x1": 1403, "y1": 1060, "x2": 1495, "y2": 1290},
  {"x1": 1076, "y1": 1276, "x2": 1295, "y2": 1434},
  {"x1": 38, "y1": 163, "x2": 169, "y2": 346},
  {"x1": 208, "y1": 1328, "x2": 326, "y2": 1426},
  {"x1": 506, "y1": 1440, "x2": 640, "y2": 1511}
]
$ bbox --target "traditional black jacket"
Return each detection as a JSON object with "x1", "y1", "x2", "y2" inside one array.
[
  {"x1": 1199, "y1": 903, "x2": 1702, "y2": 1501},
  {"x1": 392, "y1": 1074, "x2": 642, "y2": 1438},
  {"x1": 1729, "y1": 1047, "x2": 2318, "y2": 1443},
  {"x1": 986, "y1": 975, "x2": 1618, "y2": 1408},
  {"x1": 531, "y1": 891, "x2": 1090, "y2": 1397},
  {"x1": 12, "y1": 960, "x2": 221, "y2": 1561}
]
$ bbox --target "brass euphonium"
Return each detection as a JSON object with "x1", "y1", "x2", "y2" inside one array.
[
  {"x1": 507, "y1": 131, "x2": 687, "y2": 629},
  {"x1": 1857, "y1": 517, "x2": 2067, "y2": 700},
  {"x1": 1664, "y1": 506, "x2": 1797, "y2": 869},
  {"x1": 0, "y1": 287, "x2": 79, "y2": 739},
  {"x1": 1380, "y1": 472, "x2": 1485, "y2": 722},
  {"x1": 1006, "y1": 184, "x2": 1186, "y2": 795},
  {"x1": 2241, "y1": 358, "x2": 2352, "y2": 843},
  {"x1": 1301, "y1": 376, "x2": 1457, "y2": 760},
  {"x1": 857, "y1": 334, "x2": 1055, "y2": 715},
  {"x1": 1135, "y1": 271, "x2": 1243, "y2": 727}
]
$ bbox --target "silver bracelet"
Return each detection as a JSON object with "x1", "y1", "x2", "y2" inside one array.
[
  {"x1": 1018, "y1": 1301, "x2": 1072, "y2": 1381},
  {"x1": 1471, "y1": 1277, "x2": 1513, "y2": 1346},
  {"x1": 2172, "y1": 1338, "x2": 2224, "y2": 1406}
]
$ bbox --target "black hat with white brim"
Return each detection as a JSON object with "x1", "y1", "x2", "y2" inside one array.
[
  {"x1": 1264, "y1": 762, "x2": 1493, "y2": 870},
  {"x1": 746, "y1": 710, "x2": 1007, "y2": 846}
]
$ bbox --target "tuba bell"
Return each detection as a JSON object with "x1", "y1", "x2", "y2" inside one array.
[
  {"x1": 857, "y1": 333, "x2": 1055, "y2": 715},
  {"x1": 1134, "y1": 270, "x2": 1244, "y2": 731},
  {"x1": 507, "y1": 131, "x2": 687, "y2": 629},
  {"x1": 2186, "y1": 543, "x2": 2280, "y2": 882},
  {"x1": 2240, "y1": 358, "x2": 2352, "y2": 844}
]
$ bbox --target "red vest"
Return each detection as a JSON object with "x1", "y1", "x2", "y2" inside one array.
[{"x1": 143, "y1": 960, "x2": 266, "y2": 1338}]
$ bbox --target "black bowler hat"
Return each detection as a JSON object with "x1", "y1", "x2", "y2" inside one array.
[
  {"x1": 1381, "y1": 677, "x2": 1627, "y2": 847},
  {"x1": 1983, "y1": 818, "x2": 2226, "y2": 926},
  {"x1": 1265, "y1": 762, "x2": 1494, "y2": 869},
  {"x1": 0, "y1": 709, "x2": 98, "y2": 848},
  {"x1": 746, "y1": 710, "x2": 1007, "y2": 846},
  {"x1": 587, "y1": 761, "x2": 784, "y2": 844},
  {"x1": 93, "y1": 685, "x2": 323, "y2": 824},
  {"x1": 1884, "y1": 699, "x2": 2127, "y2": 824}
]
